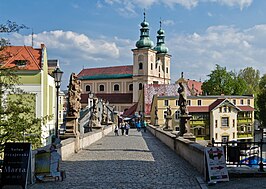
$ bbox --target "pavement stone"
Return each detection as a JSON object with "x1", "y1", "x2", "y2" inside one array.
[{"x1": 29, "y1": 129, "x2": 202, "y2": 189}]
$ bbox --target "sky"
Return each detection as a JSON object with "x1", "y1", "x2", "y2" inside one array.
[{"x1": 1, "y1": 0, "x2": 266, "y2": 90}]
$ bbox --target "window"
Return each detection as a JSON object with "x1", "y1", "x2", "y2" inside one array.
[
  {"x1": 99, "y1": 85, "x2": 104, "y2": 92},
  {"x1": 240, "y1": 99, "x2": 244, "y2": 105},
  {"x1": 233, "y1": 99, "x2": 236, "y2": 105},
  {"x1": 151, "y1": 63, "x2": 153, "y2": 70},
  {"x1": 221, "y1": 117, "x2": 229, "y2": 127},
  {"x1": 228, "y1": 107, "x2": 231, "y2": 112},
  {"x1": 233, "y1": 119, "x2": 235, "y2": 127},
  {"x1": 215, "y1": 120, "x2": 218, "y2": 128},
  {"x1": 224, "y1": 106, "x2": 227, "y2": 113},
  {"x1": 129, "y1": 84, "x2": 133, "y2": 91},
  {"x1": 159, "y1": 66, "x2": 160, "y2": 72},
  {"x1": 15, "y1": 60, "x2": 27, "y2": 66},
  {"x1": 114, "y1": 84, "x2": 119, "y2": 91},
  {"x1": 175, "y1": 110, "x2": 180, "y2": 120},
  {"x1": 139, "y1": 63, "x2": 143, "y2": 70},
  {"x1": 164, "y1": 100, "x2": 169, "y2": 106},
  {"x1": 215, "y1": 133, "x2": 218, "y2": 140},
  {"x1": 197, "y1": 100, "x2": 202, "y2": 106},
  {"x1": 187, "y1": 100, "x2": 191, "y2": 106},
  {"x1": 219, "y1": 107, "x2": 222, "y2": 113},
  {"x1": 247, "y1": 99, "x2": 250, "y2": 105},
  {"x1": 222, "y1": 136, "x2": 229, "y2": 143},
  {"x1": 166, "y1": 67, "x2": 168, "y2": 73},
  {"x1": 176, "y1": 100, "x2": 178, "y2": 106},
  {"x1": 233, "y1": 132, "x2": 235, "y2": 139},
  {"x1": 85, "y1": 85, "x2": 91, "y2": 92},
  {"x1": 139, "y1": 83, "x2": 143, "y2": 90}
]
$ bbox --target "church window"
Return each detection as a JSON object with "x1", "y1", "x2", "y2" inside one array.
[
  {"x1": 166, "y1": 67, "x2": 168, "y2": 73},
  {"x1": 139, "y1": 63, "x2": 143, "y2": 70},
  {"x1": 99, "y1": 85, "x2": 105, "y2": 92},
  {"x1": 139, "y1": 83, "x2": 143, "y2": 90},
  {"x1": 151, "y1": 63, "x2": 153, "y2": 70},
  {"x1": 85, "y1": 85, "x2": 91, "y2": 92},
  {"x1": 114, "y1": 84, "x2": 119, "y2": 91},
  {"x1": 129, "y1": 84, "x2": 133, "y2": 91}
]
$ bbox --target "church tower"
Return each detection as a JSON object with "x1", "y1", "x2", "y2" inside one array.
[
  {"x1": 132, "y1": 12, "x2": 156, "y2": 103},
  {"x1": 153, "y1": 20, "x2": 171, "y2": 85}
]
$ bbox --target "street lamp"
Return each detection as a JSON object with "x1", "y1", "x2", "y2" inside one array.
[{"x1": 53, "y1": 67, "x2": 63, "y2": 139}]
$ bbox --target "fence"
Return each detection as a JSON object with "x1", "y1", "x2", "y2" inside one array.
[{"x1": 212, "y1": 138, "x2": 266, "y2": 171}]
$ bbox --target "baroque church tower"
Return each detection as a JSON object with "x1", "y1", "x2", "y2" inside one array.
[{"x1": 132, "y1": 14, "x2": 171, "y2": 103}]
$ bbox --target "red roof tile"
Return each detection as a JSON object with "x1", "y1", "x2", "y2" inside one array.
[
  {"x1": 209, "y1": 99, "x2": 226, "y2": 111},
  {"x1": 188, "y1": 106, "x2": 209, "y2": 113},
  {"x1": 238, "y1": 106, "x2": 255, "y2": 111},
  {"x1": 81, "y1": 93, "x2": 133, "y2": 104},
  {"x1": 187, "y1": 79, "x2": 203, "y2": 95},
  {"x1": 78, "y1": 65, "x2": 133, "y2": 77},
  {"x1": 0, "y1": 46, "x2": 42, "y2": 71}
]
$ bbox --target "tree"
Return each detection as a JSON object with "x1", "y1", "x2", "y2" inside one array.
[
  {"x1": 202, "y1": 64, "x2": 247, "y2": 95},
  {"x1": 238, "y1": 67, "x2": 260, "y2": 96},
  {"x1": 257, "y1": 74, "x2": 266, "y2": 127},
  {"x1": 0, "y1": 21, "x2": 41, "y2": 154}
]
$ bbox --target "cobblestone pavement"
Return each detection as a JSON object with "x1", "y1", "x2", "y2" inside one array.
[{"x1": 29, "y1": 129, "x2": 202, "y2": 189}]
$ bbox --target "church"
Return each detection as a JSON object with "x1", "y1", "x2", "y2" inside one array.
[{"x1": 78, "y1": 13, "x2": 172, "y2": 113}]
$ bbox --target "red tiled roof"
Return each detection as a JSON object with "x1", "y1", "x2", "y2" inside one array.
[
  {"x1": 0, "y1": 46, "x2": 42, "y2": 71},
  {"x1": 238, "y1": 106, "x2": 255, "y2": 111},
  {"x1": 209, "y1": 99, "x2": 226, "y2": 111},
  {"x1": 187, "y1": 79, "x2": 203, "y2": 95},
  {"x1": 123, "y1": 102, "x2": 138, "y2": 117},
  {"x1": 81, "y1": 93, "x2": 133, "y2": 104},
  {"x1": 188, "y1": 106, "x2": 209, "y2": 113},
  {"x1": 78, "y1": 65, "x2": 133, "y2": 77}
]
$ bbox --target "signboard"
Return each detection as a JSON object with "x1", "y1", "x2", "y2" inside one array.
[
  {"x1": 1, "y1": 143, "x2": 31, "y2": 189},
  {"x1": 205, "y1": 147, "x2": 229, "y2": 183},
  {"x1": 35, "y1": 152, "x2": 50, "y2": 174}
]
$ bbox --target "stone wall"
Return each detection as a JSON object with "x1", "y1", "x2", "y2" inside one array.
[{"x1": 147, "y1": 125, "x2": 205, "y2": 175}]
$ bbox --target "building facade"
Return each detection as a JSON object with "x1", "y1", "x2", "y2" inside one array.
[{"x1": 150, "y1": 95, "x2": 255, "y2": 142}]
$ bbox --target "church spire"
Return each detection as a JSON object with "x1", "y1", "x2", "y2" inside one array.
[
  {"x1": 135, "y1": 11, "x2": 154, "y2": 49},
  {"x1": 154, "y1": 19, "x2": 168, "y2": 54}
]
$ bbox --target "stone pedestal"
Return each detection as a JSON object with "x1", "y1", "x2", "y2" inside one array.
[
  {"x1": 154, "y1": 117, "x2": 159, "y2": 126},
  {"x1": 60, "y1": 116, "x2": 79, "y2": 139},
  {"x1": 179, "y1": 114, "x2": 196, "y2": 141},
  {"x1": 163, "y1": 116, "x2": 173, "y2": 131}
]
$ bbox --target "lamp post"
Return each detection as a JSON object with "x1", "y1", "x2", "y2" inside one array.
[{"x1": 53, "y1": 67, "x2": 63, "y2": 139}]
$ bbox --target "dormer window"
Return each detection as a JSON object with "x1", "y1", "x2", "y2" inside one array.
[{"x1": 15, "y1": 60, "x2": 27, "y2": 67}]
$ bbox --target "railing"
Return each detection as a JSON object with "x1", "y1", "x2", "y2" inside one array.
[{"x1": 212, "y1": 138, "x2": 266, "y2": 172}]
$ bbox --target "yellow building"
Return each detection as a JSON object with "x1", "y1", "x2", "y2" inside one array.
[{"x1": 150, "y1": 95, "x2": 255, "y2": 142}]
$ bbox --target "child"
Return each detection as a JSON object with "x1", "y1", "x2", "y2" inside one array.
[{"x1": 114, "y1": 125, "x2": 119, "y2": 136}]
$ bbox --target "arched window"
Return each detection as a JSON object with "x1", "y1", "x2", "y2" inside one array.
[
  {"x1": 139, "y1": 83, "x2": 143, "y2": 90},
  {"x1": 151, "y1": 63, "x2": 153, "y2": 70},
  {"x1": 129, "y1": 84, "x2": 133, "y2": 91},
  {"x1": 99, "y1": 85, "x2": 105, "y2": 92},
  {"x1": 139, "y1": 63, "x2": 143, "y2": 70},
  {"x1": 114, "y1": 84, "x2": 120, "y2": 91},
  {"x1": 85, "y1": 85, "x2": 91, "y2": 92}
]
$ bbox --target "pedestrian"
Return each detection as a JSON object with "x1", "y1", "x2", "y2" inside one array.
[
  {"x1": 114, "y1": 125, "x2": 119, "y2": 136},
  {"x1": 136, "y1": 120, "x2": 141, "y2": 132},
  {"x1": 143, "y1": 120, "x2": 147, "y2": 132},
  {"x1": 121, "y1": 121, "x2": 125, "y2": 135},
  {"x1": 125, "y1": 122, "x2": 130, "y2": 136}
]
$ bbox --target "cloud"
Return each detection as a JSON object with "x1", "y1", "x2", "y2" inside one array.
[
  {"x1": 162, "y1": 20, "x2": 175, "y2": 26},
  {"x1": 168, "y1": 24, "x2": 266, "y2": 82},
  {"x1": 102, "y1": 0, "x2": 253, "y2": 11}
]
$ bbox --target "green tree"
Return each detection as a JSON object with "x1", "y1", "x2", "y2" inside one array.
[
  {"x1": 238, "y1": 67, "x2": 260, "y2": 95},
  {"x1": 257, "y1": 74, "x2": 266, "y2": 127},
  {"x1": 0, "y1": 21, "x2": 41, "y2": 154},
  {"x1": 202, "y1": 64, "x2": 247, "y2": 95}
]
